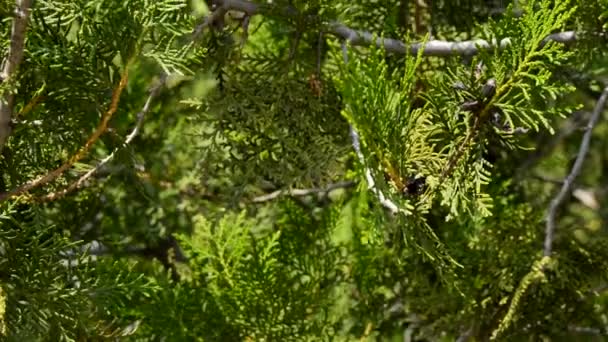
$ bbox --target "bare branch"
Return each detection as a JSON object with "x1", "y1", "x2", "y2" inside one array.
[
  {"x1": 0, "y1": 0, "x2": 33, "y2": 153},
  {"x1": 251, "y1": 180, "x2": 355, "y2": 203},
  {"x1": 544, "y1": 87, "x2": 608, "y2": 256},
  {"x1": 210, "y1": 0, "x2": 576, "y2": 57}
]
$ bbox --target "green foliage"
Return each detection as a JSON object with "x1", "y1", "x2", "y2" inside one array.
[
  {"x1": 2, "y1": 0, "x2": 608, "y2": 340},
  {"x1": 175, "y1": 203, "x2": 352, "y2": 340},
  {"x1": 0, "y1": 202, "x2": 155, "y2": 341}
]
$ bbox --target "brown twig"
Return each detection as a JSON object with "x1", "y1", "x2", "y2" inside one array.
[
  {"x1": 15, "y1": 94, "x2": 45, "y2": 119},
  {"x1": 0, "y1": 0, "x2": 33, "y2": 153},
  {"x1": 29, "y1": 7, "x2": 222, "y2": 202},
  {"x1": 36, "y1": 75, "x2": 166, "y2": 202},
  {"x1": 0, "y1": 67, "x2": 131, "y2": 202},
  {"x1": 440, "y1": 115, "x2": 481, "y2": 181},
  {"x1": 544, "y1": 87, "x2": 608, "y2": 257}
]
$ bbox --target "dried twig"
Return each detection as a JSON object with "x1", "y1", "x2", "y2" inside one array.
[
  {"x1": 61, "y1": 236, "x2": 186, "y2": 281},
  {"x1": 544, "y1": 87, "x2": 608, "y2": 256},
  {"x1": 0, "y1": 0, "x2": 33, "y2": 153}
]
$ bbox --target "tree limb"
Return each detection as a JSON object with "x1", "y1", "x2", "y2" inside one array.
[
  {"x1": 209, "y1": 0, "x2": 576, "y2": 57},
  {"x1": 0, "y1": 0, "x2": 33, "y2": 153},
  {"x1": 544, "y1": 87, "x2": 608, "y2": 256}
]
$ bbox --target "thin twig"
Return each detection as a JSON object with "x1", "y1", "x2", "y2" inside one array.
[
  {"x1": 0, "y1": 68, "x2": 131, "y2": 202},
  {"x1": 455, "y1": 327, "x2": 474, "y2": 342},
  {"x1": 440, "y1": 116, "x2": 481, "y2": 181},
  {"x1": 4, "y1": 9, "x2": 221, "y2": 202},
  {"x1": 37, "y1": 76, "x2": 167, "y2": 202},
  {"x1": 252, "y1": 180, "x2": 355, "y2": 203},
  {"x1": 567, "y1": 325, "x2": 608, "y2": 336},
  {"x1": 45, "y1": 10, "x2": 224, "y2": 201},
  {"x1": 0, "y1": 0, "x2": 33, "y2": 153},
  {"x1": 210, "y1": 0, "x2": 576, "y2": 57},
  {"x1": 544, "y1": 87, "x2": 608, "y2": 256},
  {"x1": 531, "y1": 174, "x2": 564, "y2": 185},
  {"x1": 517, "y1": 111, "x2": 589, "y2": 176},
  {"x1": 61, "y1": 237, "x2": 186, "y2": 281}
]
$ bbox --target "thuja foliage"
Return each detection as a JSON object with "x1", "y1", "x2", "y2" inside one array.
[{"x1": 1, "y1": 0, "x2": 608, "y2": 340}]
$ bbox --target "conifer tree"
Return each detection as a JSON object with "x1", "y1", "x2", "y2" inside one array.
[{"x1": 0, "y1": 0, "x2": 608, "y2": 340}]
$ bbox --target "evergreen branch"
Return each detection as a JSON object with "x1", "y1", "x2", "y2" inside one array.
[
  {"x1": 26, "y1": 14, "x2": 212, "y2": 203},
  {"x1": 492, "y1": 257, "x2": 552, "y2": 340},
  {"x1": 14, "y1": 94, "x2": 45, "y2": 119},
  {"x1": 440, "y1": 115, "x2": 481, "y2": 181},
  {"x1": 207, "y1": 0, "x2": 577, "y2": 56},
  {"x1": 350, "y1": 118, "x2": 400, "y2": 215},
  {"x1": 0, "y1": 66, "x2": 131, "y2": 202},
  {"x1": 62, "y1": 237, "x2": 186, "y2": 281},
  {"x1": 251, "y1": 180, "x2": 355, "y2": 203},
  {"x1": 0, "y1": 0, "x2": 33, "y2": 154},
  {"x1": 30, "y1": 12, "x2": 215, "y2": 202},
  {"x1": 341, "y1": 41, "x2": 401, "y2": 215},
  {"x1": 544, "y1": 87, "x2": 608, "y2": 257},
  {"x1": 36, "y1": 75, "x2": 167, "y2": 202}
]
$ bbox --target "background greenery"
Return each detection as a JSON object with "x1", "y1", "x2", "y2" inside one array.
[{"x1": 1, "y1": 0, "x2": 608, "y2": 340}]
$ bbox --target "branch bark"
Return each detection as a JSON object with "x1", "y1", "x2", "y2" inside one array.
[
  {"x1": 0, "y1": 0, "x2": 33, "y2": 153},
  {"x1": 210, "y1": 0, "x2": 576, "y2": 57},
  {"x1": 251, "y1": 180, "x2": 355, "y2": 203},
  {"x1": 544, "y1": 87, "x2": 608, "y2": 256}
]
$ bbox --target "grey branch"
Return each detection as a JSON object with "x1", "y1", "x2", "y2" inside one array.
[
  {"x1": 544, "y1": 87, "x2": 608, "y2": 256},
  {"x1": 0, "y1": 0, "x2": 33, "y2": 153},
  {"x1": 210, "y1": 0, "x2": 576, "y2": 56},
  {"x1": 252, "y1": 181, "x2": 355, "y2": 203}
]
